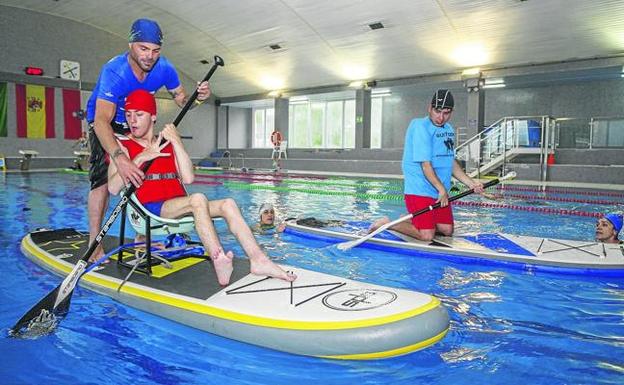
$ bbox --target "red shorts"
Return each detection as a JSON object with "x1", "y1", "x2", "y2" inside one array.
[{"x1": 404, "y1": 194, "x2": 454, "y2": 230}]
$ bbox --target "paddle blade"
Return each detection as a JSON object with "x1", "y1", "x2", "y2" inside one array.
[
  {"x1": 499, "y1": 171, "x2": 517, "y2": 182},
  {"x1": 336, "y1": 238, "x2": 360, "y2": 251},
  {"x1": 11, "y1": 259, "x2": 86, "y2": 336},
  {"x1": 11, "y1": 285, "x2": 66, "y2": 335},
  {"x1": 337, "y1": 214, "x2": 414, "y2": 251}
]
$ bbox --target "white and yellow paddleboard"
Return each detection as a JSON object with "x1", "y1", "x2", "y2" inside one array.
[
  {"x1": 21, "y1": 228, "x2": 449, "y2": 359},
  {"x1": 285, "y1": 219, "x2": 624, "y2": 277}
]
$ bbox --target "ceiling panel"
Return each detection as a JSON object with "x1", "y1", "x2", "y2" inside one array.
[{"x1": 2, "y1": 0, "x2": 624, "y2": 98}]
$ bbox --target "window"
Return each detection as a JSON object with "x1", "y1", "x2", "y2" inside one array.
[
  {"x1": 371, "y1": 97, "x2": 383, "y2": 148},
  {"x1": 343, "y1": 100, "x2": 355, "y2": 148},
  {"x1": 326, "y1": 101, "x2": 343, "y2": 148},
  {"x1": 252, "y1": 108, "x2": 274, "y2": 148},
  {"x1": 288, "y1": 100, "x2": 355, "y2": 148}
]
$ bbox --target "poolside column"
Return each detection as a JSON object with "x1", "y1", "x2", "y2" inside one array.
[
  {"x1": 273, "y1": 97, "x2": 289, "y2": 142},
  {"x1": 355, "y1": 88, "x2": 372, "y2": 149},
  {"x1": 462, "y1": 74, "x2": 485, "y2": 145}
]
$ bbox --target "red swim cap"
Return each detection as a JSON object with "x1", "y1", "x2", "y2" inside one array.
[{"x1": 125, "y1": 89, "x2": 157, "y2": 115}]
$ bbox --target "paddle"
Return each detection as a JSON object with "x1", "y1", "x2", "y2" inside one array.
[
  {"x1": 11, "y1": 56, "x2": 225, "y2": 335},
  {"x1": 336, "y1": 172, "x2": 517, "y2": 251}
]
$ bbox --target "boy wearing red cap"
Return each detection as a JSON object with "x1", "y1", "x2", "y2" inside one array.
[{"x1": 108, "y1": 89, "x2": 296, "y2": 286}]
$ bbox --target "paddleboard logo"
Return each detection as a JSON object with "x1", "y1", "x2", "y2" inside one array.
[
  {"x1": 129, "y1": 210, "x2": 141, "y2": 227},
  {"x1": 322, "y1": 289, "x2": 397, "y2": 311}
]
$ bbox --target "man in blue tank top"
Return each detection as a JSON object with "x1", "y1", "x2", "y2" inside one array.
[
  {"x1": 86, "y1": 18, "x2": 211, "y2": 262},
  {"x1": 370, "y1": 90, "x2": 484, "y2": 241}
]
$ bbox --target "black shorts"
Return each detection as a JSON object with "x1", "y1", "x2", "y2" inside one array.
[{"x1": 88, "y1": 121, "x2": 129, "y2": 190}]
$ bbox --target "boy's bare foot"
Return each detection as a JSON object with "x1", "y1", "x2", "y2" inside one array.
[
  {"x1": 88, "y1": 245, "x2": 106, "y2": 264},
  {"x1": 368, "y1": 217, "x2": 390, "y2": 233},
  {"x1": 250, "y1": 258, "x2": 297, "y2": 282},
  {"x1": 211, "y1": 248, "x2": 234, "y2": 286}
]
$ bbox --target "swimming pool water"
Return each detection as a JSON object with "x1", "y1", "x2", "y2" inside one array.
[{"x1": 0, "y1": 172, "x2": 622, "y2": 384}]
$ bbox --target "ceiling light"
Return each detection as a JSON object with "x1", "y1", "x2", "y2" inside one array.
[
  {"x1": 259, "y1": 75, "x2": 284, "y2": 91},
  {"x1": 371, "y1": 89, "x2": 391, "y2": 97},
  {"x1": 484, "y1": 78, "x2": 505, "y2": 85},
  {"x1": 482, "y1": 83, "x2": 506, "y2": 89},
  {"x1": 289, "y1": 96, "x2": 309, "y2": 104},
  {"x1": 452, "y1": 43, "x2": 488, "y2": 67},
  {"x1": 268, "y1": 90, "x2": 281, "y2": 98},
  {"x1": 348, "y1": 80, "x2": 364, "y2": 88},
  {"x1": 462, "y1": 68, "x2": 481, "y2": 76}
]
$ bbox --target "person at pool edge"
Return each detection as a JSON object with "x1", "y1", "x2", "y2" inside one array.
[
  {"x1": 596, "y1": 213, "x2": 622, "y2": 244},
  {"x1": 107, "y1": 89, "x2": 296, "y2": 285},
  {"x1": 85, "y1": 18, "x2": 211, "y2": 263},
  {"x1": 369, "y1": 89, "x2": 485, "y2": 242}
]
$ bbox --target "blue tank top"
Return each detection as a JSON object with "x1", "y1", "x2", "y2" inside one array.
[
  {"x1": 86, "y1": 53, "x2": 180, "y2": 124},
  {"x1": 402, "y1": 117, "x2": 456, "y2": 198}
]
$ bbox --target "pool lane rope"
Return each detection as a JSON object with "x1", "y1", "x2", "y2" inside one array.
[
  {"x1": 496, "y1": 185, "x2": 624, "y2": 198},
  {"x1": 195, "y1": 173, "x2": 402, "y2": 189},
  {"x1": 196, "y1": 169, "x2": 620, "y2": 197},
  {"x1": 196, "y1": 175, "x2": 619, "y2": 206},
  {"x1": 198, "y1": 181, "x2": 603, "y2": 218},
  {"x1": 195, "y1": 168, "x2": 331, "y2": 180},
  {"x1": 491, "y1": 193, "x2": 619, "y2": 206}
]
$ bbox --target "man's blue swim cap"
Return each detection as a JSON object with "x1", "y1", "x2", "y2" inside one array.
[
  {"x1": 128, "y1": 18, "x2": 163, "y2": 46},
  {"x1": 604, "y1": 213, "x2": 623, "y2": 234}
]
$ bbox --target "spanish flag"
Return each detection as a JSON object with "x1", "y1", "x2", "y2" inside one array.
[{"x1": 16, "y1": 84, "x2": 55, "y2": 139}]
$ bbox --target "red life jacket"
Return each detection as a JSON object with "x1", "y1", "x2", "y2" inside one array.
[{"x1": 118, "y1": 136, "x2": 187, "y2": 204}]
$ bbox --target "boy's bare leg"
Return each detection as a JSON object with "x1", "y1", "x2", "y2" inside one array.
[{"x1": 87, "y1": 184, "x2": 109, "y2": 262}]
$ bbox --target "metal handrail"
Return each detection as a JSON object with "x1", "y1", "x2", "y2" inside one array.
[
  {"x1": 456, "y1": 115, "x2": 555, "y2": 180},
  {"x1": 554, "y1": 115, "x2": 624, "y2": 149},
  {"x1": 216, "y1": 150, "x2": 232, "y2": 169}
]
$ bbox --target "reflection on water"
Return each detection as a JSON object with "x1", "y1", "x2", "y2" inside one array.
[
  {"x1": 438, "y1": 267, "x2": 507, "y2": 289},
  {"x1": 440, "y1": 347, "x2": 489, "y2": 363}
]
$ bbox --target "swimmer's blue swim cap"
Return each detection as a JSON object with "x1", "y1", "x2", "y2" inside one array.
[{"x1": 604, "y1": 213, "x2": 623, "y2": 234}]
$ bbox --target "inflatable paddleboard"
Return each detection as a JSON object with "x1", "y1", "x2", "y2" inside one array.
[
  {"x1": 284, "y1": 219, "x2": 624, "y2": 277},
  {"x1": 21, "y1": 228, "x2": 449, "y2": 359}
]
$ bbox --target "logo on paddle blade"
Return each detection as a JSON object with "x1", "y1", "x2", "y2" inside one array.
[{"x1": 322, "y1": 289, "x2": 397, "y2": 311}]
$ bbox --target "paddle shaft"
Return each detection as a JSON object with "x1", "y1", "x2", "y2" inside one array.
[
  {"x1": 337, "y1": 175, "x2": 513, "y2": 251},
  {"x1": 408, "y1": 177, "x2": 502, "y2": 218}
]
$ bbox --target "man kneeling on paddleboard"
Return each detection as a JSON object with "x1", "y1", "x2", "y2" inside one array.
[
  {"x1": 369, "y1": 90, "x2": 485, "y2": 242},
  {"x1": 107, "y1": 89, "x2": 296, "y2": 285}
]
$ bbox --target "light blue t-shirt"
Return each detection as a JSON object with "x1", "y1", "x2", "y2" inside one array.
[
  {"x1": 86, "y1": 53, "x2": 180, "y2": 124},
  {"x1": 402, "y1": 117, "x2": 456, "y2": 198}
]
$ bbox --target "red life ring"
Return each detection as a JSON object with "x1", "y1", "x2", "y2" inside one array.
[{"x1": 271, "y1": 131, "x2": 282, "y2": 146}]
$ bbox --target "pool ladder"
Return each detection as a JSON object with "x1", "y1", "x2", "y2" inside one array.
[{"x1": 216, "y1": 150, "x2": 232, "y2": 169}]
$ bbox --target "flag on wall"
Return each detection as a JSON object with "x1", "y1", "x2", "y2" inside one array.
[
  {"x1": 15, "y1": 84, "x2": 55, "y2": 139},
  {"x1": 0, "y1": 83, "x2": 7, "y2": 137},
  {"x1": 63, "y1": 89, "x2": 82, "y2": 139}
]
